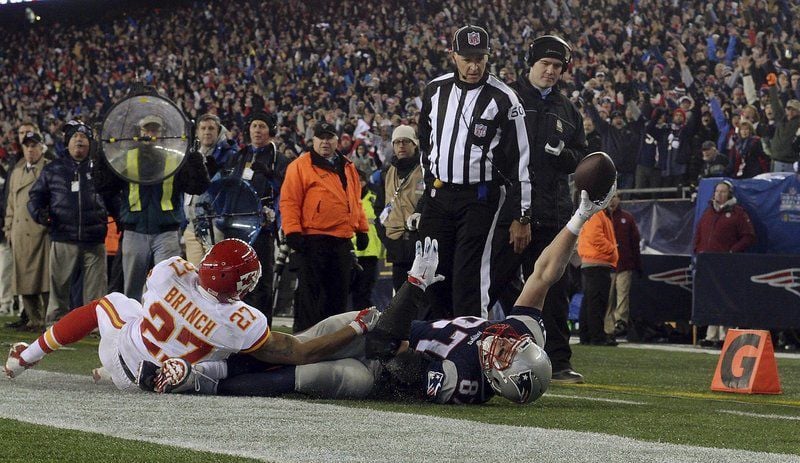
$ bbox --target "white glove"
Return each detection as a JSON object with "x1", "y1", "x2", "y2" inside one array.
[
  {"x1": 349, "y1": 307, "x2": 382, "y2": 335},
  {"x1": 262, "y1": 206, "x2": 276, "y2": 224},
  {"x1": 407, "y1": 237, "x2": 445, "y2": 290},
  {"x1": 566, "y1": 183, "x2": 617, "y2": 235},
  {"x1": 405, "y1": 212, "x2": 421, "y2": 231},
  {"x1": 544, "y1": 138, "x2": 565, "y2": 156}
]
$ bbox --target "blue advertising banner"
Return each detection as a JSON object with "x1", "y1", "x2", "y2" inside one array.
[
  {"x1": 693, "y1": 253, "x2": 800, "y2": 328},
  {"x1": 625, "y1": 200, "x2": 695, "y2": 255},
  {"x1": 695, "y1": 174, "x2": 800, "y2": 254},
  {"x1": 630, "y1": 254, "x2": 693, "y2": 323}
]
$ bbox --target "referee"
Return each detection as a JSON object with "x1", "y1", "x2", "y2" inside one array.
[{"x1": 416, "y1": 25, "x2": 531, "y2": 320}]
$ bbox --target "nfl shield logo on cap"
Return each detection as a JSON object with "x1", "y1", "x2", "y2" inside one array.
[{"x1": 453, "y1": 25, "x2": 490, "y2": 56}]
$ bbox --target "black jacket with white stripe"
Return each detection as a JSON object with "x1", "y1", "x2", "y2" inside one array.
[
  {"x1": 418, "y1": 71, "x2": 531, "y2": 218},
  {"x1": 504, "y1": 77, "x2": 587, "y2": 229}
]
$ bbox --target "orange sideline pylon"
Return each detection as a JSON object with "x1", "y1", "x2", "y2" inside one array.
[{"x1": 710, "y1": 329, "x2": 782, "y2": 394}]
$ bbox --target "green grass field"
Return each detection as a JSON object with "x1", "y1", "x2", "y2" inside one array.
[{"x1": 2, "y1": 314, "x2": 799, "y2": 461}]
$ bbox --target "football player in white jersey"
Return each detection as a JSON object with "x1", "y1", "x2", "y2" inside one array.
[{"x1": 5, "y1": 238, "x2": 380, "y2": 391}]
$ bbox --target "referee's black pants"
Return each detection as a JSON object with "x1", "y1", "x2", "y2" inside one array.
[
  {"x1": 489, "y1": 225, "x2": 575, "y2": 373},
  {"x1": 293, "y1": 235, "x2": 353, "y2": 333},
  {"x1": 418, "y1": 183, "x2": 502, "y2": 320}
]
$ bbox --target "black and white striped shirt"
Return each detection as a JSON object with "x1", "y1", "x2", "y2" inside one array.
[{"x1": 418, "y1": 72, "x2": 532, "y2": 216}]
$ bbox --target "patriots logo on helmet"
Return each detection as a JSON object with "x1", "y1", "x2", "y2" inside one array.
[
  {"x1": 427, "y1": 371, "x2": 445, "y2": 398},
  {"x1": 649, "y1": 267, "x2": 693, "y2": 292},
  {"x1": 751, "y1": 268, "x2": 800, "y2": 297},
  {"x1": 507, "y1": 370, "x2": 533, "y2": 404},
  {"x1": 467, "y1": 31, "x2": 481, "y2": 46}
]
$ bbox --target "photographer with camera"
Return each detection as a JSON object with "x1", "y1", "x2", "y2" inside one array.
[{"x1": 217, "y1": 110, "x2": 290, "y2": 320}]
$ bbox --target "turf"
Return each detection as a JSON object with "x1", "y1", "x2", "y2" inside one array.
[
  {"x1": 2, "y1": 314, "x2": 799, "y2": 459},
  {"x1": 0, "y1": 417, "x2": 263, "y2": 463}
]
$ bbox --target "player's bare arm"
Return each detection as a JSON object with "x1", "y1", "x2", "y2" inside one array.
[
  {"x1": 516, "y1": 153, "x2": 617, "y2": 309},
  {"x1": 251, "y1": 308, "x2": 380, "y2": 365}
]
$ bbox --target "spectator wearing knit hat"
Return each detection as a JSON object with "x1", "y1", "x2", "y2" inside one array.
[
  {"x1": 372, "y1": 125, "x2": 423, "y2": 291},
  {"x1": 217, "y1": 109, "x2": 289, "y2": 320},
  {"x1": 28, "y1": 120, "x2": 109, "y2": 325}
]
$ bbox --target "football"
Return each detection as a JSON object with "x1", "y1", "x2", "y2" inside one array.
[{"x1": 574, "y1": 151, "x2": 617, "y2": 202}]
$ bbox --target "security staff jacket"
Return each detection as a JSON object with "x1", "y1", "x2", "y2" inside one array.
[
  {"x1": 505, "y1": 77, "x2": 587, "y2": 229},
  {"x1": 418, "y1": 72, "x2": 531, "y2": 217},
  {"x1": 94, "y1": 149, "x2": 210, "y2": 234},
  {"x1": 280, "y1": 151, "x2": 368, "y2": 239}
]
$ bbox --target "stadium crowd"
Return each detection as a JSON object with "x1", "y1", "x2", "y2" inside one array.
[{"x1": 0, "y1": 0, "x2": 798, "y2": 351}]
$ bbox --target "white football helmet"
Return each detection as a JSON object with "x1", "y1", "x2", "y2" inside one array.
[{"x1": 479, "y1": 324, "x2": 552, "y2": 404}]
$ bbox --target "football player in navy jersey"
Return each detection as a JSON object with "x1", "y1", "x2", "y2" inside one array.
[{"x1": 153, "y1": 184, "x2": 615, "y2": 404}]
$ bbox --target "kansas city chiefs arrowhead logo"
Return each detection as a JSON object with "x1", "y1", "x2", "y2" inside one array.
[
  {"x1": 648, "y1": 267, "x2": 692, "y2": 292},
  {"x1": 751, "y1": 268, "x2": 800, "y2": 297}
]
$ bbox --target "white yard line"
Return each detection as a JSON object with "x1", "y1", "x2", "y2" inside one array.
[
  {"x1": 719, "y1": 410, "x2": 800, "y2": 421},
  {"x1": 546, "y1": 393, "x2": 647, "y2": 405},
  {"x1": 1, "y1": 370, "x2": 798, "y2": 463}
]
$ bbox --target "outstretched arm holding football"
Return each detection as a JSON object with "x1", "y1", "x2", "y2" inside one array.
[{"x1": 516, "y1": 153, "x2": 617, "y2": 310}]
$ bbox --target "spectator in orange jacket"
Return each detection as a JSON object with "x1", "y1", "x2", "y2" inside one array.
[
  {"x1": 577, "y1": 202, "x2": 619, "y2": 346},
  {"x1": 280, "y1": 122, "x2": 369, "y2": 332}
]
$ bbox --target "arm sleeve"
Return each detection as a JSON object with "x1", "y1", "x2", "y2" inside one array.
[
  {"x1": 500, "y1": 94, "x2": 532, "y2": 215},
  {"x1": 174, "y1": 150, "x2": 211, "y2": 195},
  {"x1": 553, "y1": 108, "x2": 587, "y2": 173},
  {"x1": 769, "y1": 86, "x2": 786, "y2": 124},
  {"x1": 278, "y1": 160, "x2": 305, "y2": 236},
  {"x1": 417, "y1": 85, "x2": 433, "y2": 183},
  {"x1": 724, "y1": 35, "x2": 737, "y2": 67},
  {"x1": 27, "y1": 170, "x2": 50, "y2": 225},
  {"x1": 743, "y1": 74, "x2": 757, "y2": 105},
  {"x1": 731, "y1": 210, "x2": 756, "y2": 252},
  {"x1": 426, "y1": 359, "x2": 457, "y2": 404}
]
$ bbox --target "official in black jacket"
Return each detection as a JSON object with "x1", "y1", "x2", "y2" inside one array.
[
  {"x1": 489, "y1": 35, "x2": 588, "y2": 385},
  {"x1": 28, "y1": 121, "x2": 109, "y2": 324}
]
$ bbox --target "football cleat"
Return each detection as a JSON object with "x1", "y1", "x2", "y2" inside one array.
[{"x1": 5, "y1": 342, "x2": 37, "y2": 379}]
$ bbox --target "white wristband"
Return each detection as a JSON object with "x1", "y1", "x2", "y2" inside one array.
[{"x1": 566, "y1": 213, "x2": 587, "y2": 236}]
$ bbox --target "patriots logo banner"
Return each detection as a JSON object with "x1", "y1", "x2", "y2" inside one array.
[
  {"x1": 648, "y1": 267, "x2": 693, "y2": 292},
  {"x1": 694, "y1": 254, "x2": 800, "y2": 328},
  {"x1": 751, "y1": 268, "x2": 800, "y2": 298}
]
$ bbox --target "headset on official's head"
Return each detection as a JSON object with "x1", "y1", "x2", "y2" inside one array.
[{"x1": 525, "y1": 35, "x2": 573, "y2": 67}]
